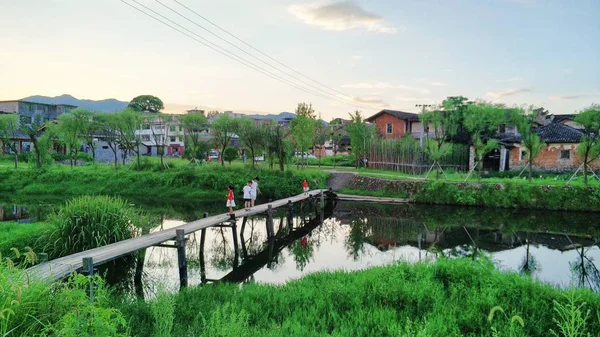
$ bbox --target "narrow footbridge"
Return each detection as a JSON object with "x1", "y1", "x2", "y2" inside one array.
[{"x1": 26, "y1": 190, "x2": 332, "y2": 283}]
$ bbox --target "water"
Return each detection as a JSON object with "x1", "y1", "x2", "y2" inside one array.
[{"x1": 2, "y1": 198, "x2": 599, "y2": 295}]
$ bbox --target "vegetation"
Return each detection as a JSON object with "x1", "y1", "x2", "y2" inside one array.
[
  {"x1": 0, "y1": 113, "x2": 20, "y2": 168},
  {"x1": 118, "y1": 258, "x2": 600, "y2": 337},
  {"x1": 180, "y1": 111, "x2": 209, "y2": 162},
  {"x1": 0, "y1": 163, "x2": 330, "y2": 201},
  {"x1": 211, "y1": 113, "x2": 240, "y2": 167},
  {"x1": 127, "y1": 94, "x2": 164, "y2": 113},
  {"x1": 44, "y1": 196, "x2": 147, "y2": 258},
  {"x1": 0, "y1": 221, "x2": 54, "y2": 259},
  {"x1": 574, "y1": 104, "x2": 600, "y2": 185},
  {"x1": 290, "y1": 103, "x2": 318, "y2": 168},
  {"x1": 222, "y1": 147, "x2": 238, "y2": 165},
  {"x1": 237, "y1": 118, "x2": 265, "y2": 169},
  {"x1": 346, "y1": 110, "x2": 374, "y2": 168},
  {"x1": 516, "y1": 107, "x2": 546, "y2": 181}
]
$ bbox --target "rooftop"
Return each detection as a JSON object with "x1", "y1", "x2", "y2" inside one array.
[{"x1": 365, "y1": 109, "x2": 420, "y2": 122}]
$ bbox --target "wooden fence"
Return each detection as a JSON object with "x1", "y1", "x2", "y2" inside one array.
[{"x1": 367, "y1": 138, "x2": 469, "y2": 174}]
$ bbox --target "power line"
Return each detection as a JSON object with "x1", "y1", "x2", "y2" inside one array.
[
  {"x1": 155, "y1": 0, "x2": 373, "y2": 110},
  {"x1": 121, "y1": 0, "x2": 379, "y2": 111},
  {"x1": 172, "y1": 0, "x2": 370, "y2": 105}
]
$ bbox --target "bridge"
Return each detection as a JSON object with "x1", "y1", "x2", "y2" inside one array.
[{"x1": 26, "y1": 189, "x2": 335, "y2": 286}]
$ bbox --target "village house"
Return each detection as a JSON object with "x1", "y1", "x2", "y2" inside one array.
[
  {"x1": 0, "y1": 99, "x2": 76, "y2": 154},
  {"x1": 365, "y1": 109, "x2": 432, "y2": 140}
]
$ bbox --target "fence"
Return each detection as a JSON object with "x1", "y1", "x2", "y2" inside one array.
[{"x1": 367, "y1": 137, "x2": 469, "y2": 174}]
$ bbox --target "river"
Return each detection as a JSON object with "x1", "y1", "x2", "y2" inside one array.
[{"x1": 2, "y1": 199, "x2": 599, "y2": 295}]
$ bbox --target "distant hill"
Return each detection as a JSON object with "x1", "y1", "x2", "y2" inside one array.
[{"x1": 22, "y1": 94, "x2": 128, "y2": 113}]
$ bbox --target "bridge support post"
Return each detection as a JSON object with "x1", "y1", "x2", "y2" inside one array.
[
  {"x1": 199, "y1": 212, "x2": 208, "y2": 284},
  {"x1": 286, "y1": 200, "x2": 294, "y2": 228},
  {"x1": 231, "y1": 220, "x2": 240, "y2": 269},
  {"x1": 82, "y1": 257, "x2": 95, "y2": 302},
  {"x1": 176, "y1": 229, "x2": 188, "y2": 289},
  {"x1": 266, "y1": 205, "x2": 274, "y2": 237}
]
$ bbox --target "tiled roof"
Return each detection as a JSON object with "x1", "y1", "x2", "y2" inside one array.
[
  {"x1": 496, "y1": 122, "x2": 584, "y2": 144},
  {"x1": 536, "y1": 122, "x2": 583, "y2": 143},
  {"x1": 365, "y1": 109, "x2": 420, "y2": 122},
  {"x1": 552, "y1": 114, "x2": 576, "y2": 123}
]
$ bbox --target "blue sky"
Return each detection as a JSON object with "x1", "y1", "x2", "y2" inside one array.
[{"x1": 0, "y1": 0, "x2": 598, "y2": 120}]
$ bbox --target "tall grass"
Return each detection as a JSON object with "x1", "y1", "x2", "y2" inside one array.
[
  {"x1": 44, "y1": 195, "x2": 145, "y2": 258},
  {"x1": 119, "y1": 258, "x2": 600, "y2": 337}
]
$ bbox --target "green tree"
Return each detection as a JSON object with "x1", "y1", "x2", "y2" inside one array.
[
  {"x1": 222, "y1": 147, "x2": 238, "y2": 165},
  {"x1": 290, "y1": 103, "x2": 317, "y2": 169},
  {"x1": 146, "y1": 112, "x2": 173, "y2": 168},
  {"x1": 265, "y1": 123, "x2": 287, "y2": 171},
  {"x1": 97, "y1": 113, "x2": 122, "y2": 169},
  {"x1": 181, "y1": 111, "x2": 209, "y2": 162},
  {"x1": 0, "y1": 113, "x2": 20, "y2": 168},
  {"x1": 127, "y1": 95, "x2": 164, "y2": 113},
  {"x1": 516, "y1": 107, "x2": 546, "y2": 181},
  {"x1": 72, "y1": 109, "x2": 102, "y2": 162},
  {"x1": 115, "y1": 109, "x2": 143, "y2": 168},
  {"x1": 463, "y1": 101, "x2": 507, "y2": 177},
  {"x1": 574, "y1": 104, "x2": 600, "y2": 185},
  {"x1": 346, "y1": 111, "x2": 374, "y2": 168},
  {"x1": 211, "y1": 113, "x2": 240, "y2": 167},
  {"x1": 55, "y1": 112, "x2": 84, "y2": 168},
  {"x1": 237, "y1": 118, "x2": 265, "y2": 169},
  {"x1": 20, "y1": 114, "x2": 48, "y2": 169},
  {"x1": 312, "y1": 117, "x2": 328, "y2": 167}
]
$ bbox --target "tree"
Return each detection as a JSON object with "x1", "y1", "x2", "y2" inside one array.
[
  {"x1": 0, "y1": 113, "x2": 20, "y2": 168},
  {"x1": 181, "y1": 111, "x2": 209, "y2": 162},
  {"x1": 97, "y1": 113, "x2": 122, "y2": 169},
  {"x1": 20, "y1": 114, "x2": 48, "y2": 169},
  {"x1": 516, "y1": 107, "x2": 546, "y2": 181},
  {"x1": 290, "y1": 103, "x2": 317, "y2": 169},
  {"x1": 71, "y1": 109, "x2": 102, "y2": 162},
  {"x1": 265, "y1": 123, "x2": 287, "y2": 171},
  {"x1": 574, "y1": 104, "x2": 600, "y2": 185},
  {"x1": 211, "y1": 114, "x2": 240, "y2": 167},
  {"x1": 145, "y1": 112, "x2": 173, "y2": 168},
  {"x1": 55, "y1": 112, "x2": 84, "y2": 168},
  {"x1": 463, "y1": 102, "x2": 506, "y2": 177},
  {"x1": 222, "y1": 147, "x2": 238, "y2": 165},
  {"x1": 127, "y1": 95, "x2": 164, "y2": 113},
  {"x1": 346, "y1": 111, "x2": 374, "y2": 168},
  {"x1": 237, "y1": 118, "x2": 265, "y2": 169},
  {"x1": 312, "y1": 117, "x2": 328, "y2": 167},
  {"x1": 115, "y1": 109, "x2": 143, "y2": 168}
]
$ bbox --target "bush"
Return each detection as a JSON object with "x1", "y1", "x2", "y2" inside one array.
[
  {"x1": 76, "y1": 152, "x2": 94, "y2": 162},
  {"x1": 44, "y1": 195, "x2": 147, "y2": 258},
  {"x1": 51, "y1": 152, "x2": 68, "y2": 162},
  {"x1": 17, "y1": 152, "x2": 29, "y2": 163},
  {"x1": 223, "y1": 147, "x2": 238, "y2": 164}
]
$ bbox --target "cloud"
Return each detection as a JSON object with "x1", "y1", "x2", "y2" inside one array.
[
  {"x1": 497, "y1": 77, "x2": 523, "y2": 83},
  {"x1": 341, "y1": 82, "x2": 430, "y2": 94},
  {"x1": 485, "y1": 88, "x2": 531, "y2": 100},
  {"x1": 395, "y1": 96, "x2": 419, "y2": 102},
  {"x1": 288, "y1": 1, "x2": 399, "y2": 33},
  {"x1": 442, "y1": 69, "x2": 453, "y2": 73},
  {"x1": 548, "y1": 95, "x2": 585, "y2": 101},
  {"x1": 429, "y1": 82, "x2": 445, "y2": 87},
  {"x1": 350, "y1": 95, "x2": 389, "y2": 107},
  {"x1": 351, "y1": 55, "x2": 363, "y2": 60}
]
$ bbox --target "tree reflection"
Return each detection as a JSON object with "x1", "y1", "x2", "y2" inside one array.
[
  {"x1": 519, "y1": 237, "x2": 540, "y2": 277},
  {"x1": 345, "y1": 218, "x2": 368, "y2": 261},
  {"x1": 209, "y1": 228, "x2": 236, "y2": 271},
  {"x1": 569, "y1": 246, "x2": 600, "y2": 292},
  {"x1": 289, "y1": 236, "x2": 314, "y2": 271}
]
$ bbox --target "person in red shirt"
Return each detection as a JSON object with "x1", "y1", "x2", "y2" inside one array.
[
  {"x1": 226, "y1": 185, "x2": 236, "y2": 216},
  {"x1": 302, "y1": 179, "x2": 309, "y2": 195}
]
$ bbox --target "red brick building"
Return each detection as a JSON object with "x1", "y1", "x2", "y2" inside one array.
[{"x1": 365, "y1": 110, "x2": 423, "y2": 139}]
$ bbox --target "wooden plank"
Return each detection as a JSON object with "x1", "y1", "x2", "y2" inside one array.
[{"x1": 26, "y1": 190, "x2": 326, "y2": 282}]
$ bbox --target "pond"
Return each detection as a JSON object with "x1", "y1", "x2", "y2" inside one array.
[{"x1": 1, "y1": 198, "x2": 599, "y2": 296}]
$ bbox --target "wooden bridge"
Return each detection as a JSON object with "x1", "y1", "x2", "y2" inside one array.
[{"x1": 26, "y1": 190, "x2": 333, "y2": 284}]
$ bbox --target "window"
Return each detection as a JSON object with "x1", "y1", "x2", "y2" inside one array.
[
  {"x1": 386, "y1": 123, "x2": 393, "y2": 134},
  {"x1": 560, "y1": 150, "x2": 570, "y2": 160},
  {"x1": 170, "y1": 136, "x2": 176, "y2": 142},
  {"x1": 170, "y1": 126, "x2": 176, "y2": 132},
  {"x1": 521, "y1": 150, "x2": 527, "y2": 160},
  {"x1": 143, "y1": 124, "x2": 150, "y2": 130},
  {"x1": 142, "y1": 135, "x2": 150, "y2": 141},
  {"x1": 179, "y1": 126, "x2": 183, "y2": 132},
  {"x1": 102, "y1": 145, "x2": 109, "y2": 149}
]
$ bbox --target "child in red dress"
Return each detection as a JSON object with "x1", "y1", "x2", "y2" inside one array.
[
  {"x1": 302, "y1": 179, "x2": 309, "y2": 195},
  {"x1": 226, "y1": 185, "x2": 236, "y2": 215}
]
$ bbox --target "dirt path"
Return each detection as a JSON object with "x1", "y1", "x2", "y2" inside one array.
[{"x1": 326, "y1": 171, "x2": 357, "y2": 190}]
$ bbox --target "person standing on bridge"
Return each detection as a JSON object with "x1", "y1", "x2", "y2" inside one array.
[
  {"x1": 243, "y1": 180, "x2": 252, "y2": 210},
  {"x1": 302, "y1": 179, "x2": 309, "y2": 195},
  {"x1": 251, "y1": 177, "x2": 260, "y2": 207},
  {"x1": 226, "y1": 185, "x2": 236, "y2": 216}
]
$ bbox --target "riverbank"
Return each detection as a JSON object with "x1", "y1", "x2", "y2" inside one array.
[
  {"x1": 0, "y1": 164, "x2": 330, "y2": 202},
  {"x1": 115, "y1": 258, "x2": 599, "y2": 337},
  {"x1": 344, "y1": 175, "x2": 600, "y2": 212}
]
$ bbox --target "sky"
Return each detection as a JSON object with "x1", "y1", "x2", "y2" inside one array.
[{"x1": 1, "y1": 0, "x2": 599, "y2": 120}]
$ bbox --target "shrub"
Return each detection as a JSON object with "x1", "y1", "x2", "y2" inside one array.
[
  {"x1": 51, "y1": 152, "x2": 68, "y2": 162},
  {"x1": 223, "y1": 147, "x2": 238, "y2": 164},
  {"x1": 44, "y1": 195, "x2": 146, "y2": 258},
  {"x1": 76, "y1": 152, "x2": 94, "y2": 162}
]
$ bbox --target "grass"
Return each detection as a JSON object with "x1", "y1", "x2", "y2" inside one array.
[
  {"x1": 0, "y1": 221, "x2": 55, "y2": 259},
  {"x1": 117, "y1": 258, "x2": 600, "y2": 337},
  {"x1": 338, "y1": 188, "x2": 410, "y2": 199}
]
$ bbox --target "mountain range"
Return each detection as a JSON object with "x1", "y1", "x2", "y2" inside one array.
[{"x1": 22, "y1": 94, "x2": 129, "y2": 113}]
